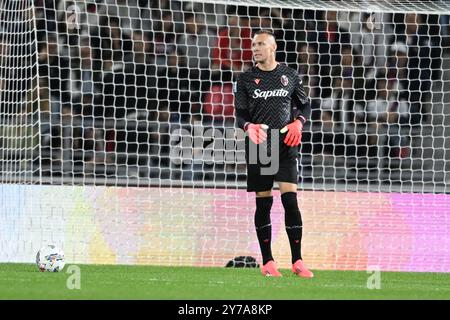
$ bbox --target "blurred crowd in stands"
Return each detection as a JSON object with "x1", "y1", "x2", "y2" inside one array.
[{"x1": 1, "y1": 0, "x2": 446, "y2": 178}]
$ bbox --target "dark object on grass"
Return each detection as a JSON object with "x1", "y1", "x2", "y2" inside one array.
[{"x1": 225, "y1": 256, "x2": 259, "y2": 268}]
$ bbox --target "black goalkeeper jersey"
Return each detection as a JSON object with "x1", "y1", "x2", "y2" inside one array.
[
  {"x1": 234, "y1": 63, "x2": 310, "y2": 129},
  {"x1": 234, "y1": 63, "x2": 311, "y2": 164}
]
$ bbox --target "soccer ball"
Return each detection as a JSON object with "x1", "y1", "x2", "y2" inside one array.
[{"x1": 36, "y1": 245, "x2": 65, "y2": 272}]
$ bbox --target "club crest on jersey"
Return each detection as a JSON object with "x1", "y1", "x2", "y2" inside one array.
[
  {"x1": 281, "y1": 75, "x2": 288, "y2": 86},
  {"x1": 254, "y1": 78, "x2": 261, "y2": 85}
]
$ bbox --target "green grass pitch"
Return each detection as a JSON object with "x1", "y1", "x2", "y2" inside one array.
[{"x1": 0, "y1": 263, "x2": 449, "y2": 300}]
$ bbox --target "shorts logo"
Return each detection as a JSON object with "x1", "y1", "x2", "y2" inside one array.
[{"x1": 281, "y1": 75, "x2": 288, "y2": 86}]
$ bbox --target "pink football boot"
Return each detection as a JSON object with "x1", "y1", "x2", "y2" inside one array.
[
  {"x1": 261, "y1": 260, "x2": 283, "y2": 277},
  {"x1": 292, "y1": 259, "x2": 314, "y2": 278}
]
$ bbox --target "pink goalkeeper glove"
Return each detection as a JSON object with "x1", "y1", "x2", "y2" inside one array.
[
  {"x1": 281, "y1": 119, "x2": 303, "y2": 147},
  {"x1": 245, "y1": 123, "x2": 268, "y2": 144}
]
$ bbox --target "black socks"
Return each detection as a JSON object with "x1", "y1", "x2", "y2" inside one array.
[
  {"x1": 254, "y1": 196, "x2": 274, "y2": 265},
  {"x1": 281, "y1": 192, "x2": 303, "y2": 264},
  {"x1": 255, "y1": 193, "x2": 304, "y2": 265}
]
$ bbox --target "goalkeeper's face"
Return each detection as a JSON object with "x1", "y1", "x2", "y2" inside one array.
[{"x1": 251, "y1": 33, "x2": 277, "y2": 64}]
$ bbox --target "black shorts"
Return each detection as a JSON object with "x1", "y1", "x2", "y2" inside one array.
[{"x1": 246, "y1": 161, "x2": 299, "y2": 192}]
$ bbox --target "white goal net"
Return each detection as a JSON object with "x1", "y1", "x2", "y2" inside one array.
[{"x1": 1, "y1": 0, "x2": 449, "y2": 272}]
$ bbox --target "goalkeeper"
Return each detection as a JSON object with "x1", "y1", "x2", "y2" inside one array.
[{"x1": 234, "y1": 30, "x2": 313, "y2": 277}]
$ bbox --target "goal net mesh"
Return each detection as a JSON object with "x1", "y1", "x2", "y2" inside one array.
[{"x1": 1, "y1": 0, "x2": 449, "y2": 272}]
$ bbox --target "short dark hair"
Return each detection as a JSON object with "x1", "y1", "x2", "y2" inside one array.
[{"x1": 254, "y1": 29, "x2": 276, "y2": 41}]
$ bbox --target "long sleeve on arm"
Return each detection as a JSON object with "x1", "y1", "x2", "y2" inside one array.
[
  {"x1": 234, "y1": 75, "x2": 251, "y2": 130},
  {"x1": 235, "y1": 108, "x2": 251, "y2": 130},
  {"x1": 291, "y1": 74, "x2": 311, "y2": 124}
]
